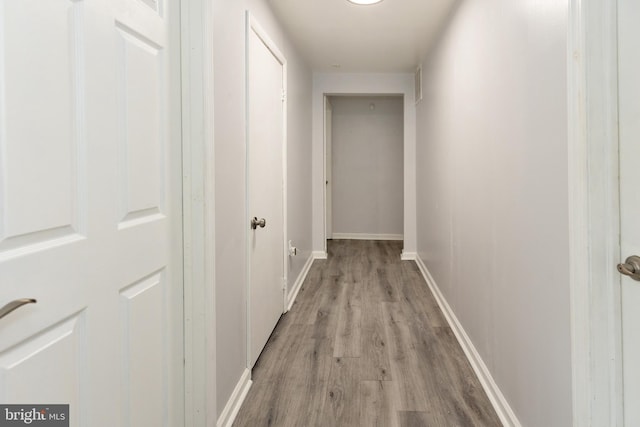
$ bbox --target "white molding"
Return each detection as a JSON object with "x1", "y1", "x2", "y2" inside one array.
[
  {"x1": 181, "y1": 0, "x2": 216, "y2": 425},
  {"x1": 216, "y1": 368, "x2": 252, "y2": 427},
  {"x1": 567, "y1": 0, "x2": 623, "y2": 425},
  {"x1": 414, "y1": 256, "x2": 521, "y2": 427},
  {"x1": 400, "y1": 251, "x2": 416, "y2": 261},
  {"x1": 321, "y1": 92, "x2": 328, "y2": 256},
  {"x1": 286, "y1": 254, "x2": 314, "y2": 311},
  {"x1": 313, "y1": 251, "x2": 328, "y2": 260},
  {"x1": 331, "y1": 233, "x2": 403, "y2": 241},
  {"x1": 323, "y1": 96, "x2": 333, "y2": 247}
]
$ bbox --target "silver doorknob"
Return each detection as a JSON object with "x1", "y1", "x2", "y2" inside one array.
[
  {"x1": 0, "y1": 298, "x2": 37, "y2": 320},
  {"x1": 617, "y1": 255, "x2": 640, "y2": 281},
  {"x1": 251, "y1": 217, "x2": 266, "y2": 230}
]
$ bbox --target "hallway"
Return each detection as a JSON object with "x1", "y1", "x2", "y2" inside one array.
[
  {"x1": 0, "y1": 0, "x2": 613, "y2": 424},
  {"x1": 233, "y1": 240, "x2": 501, "y2": 426}
]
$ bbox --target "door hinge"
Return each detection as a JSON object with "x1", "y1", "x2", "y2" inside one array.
[
  {"x1": 282, "y1": 277, "x2": 287, "y2": 291},
  {"x1": 281, "y1": 90, "x2": 286, "y2": 102}
]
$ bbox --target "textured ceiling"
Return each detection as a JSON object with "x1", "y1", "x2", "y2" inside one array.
[{"x1": 268, "y1": 0, "x2": 458, "y2": 72}]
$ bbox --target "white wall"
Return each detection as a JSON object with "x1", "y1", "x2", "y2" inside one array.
[
  {"x1": 213, "y1": 0, "x2": 312, "y2": 416},
  {"x1": 284, "y1": 38, "x2": 314, "y2": 292},
  {"x1": 330, "y1": 96, "x2": 403, "y2": 238},
  {"x1": 415, "y1": 0, "x2": 571, "y2": 426},
  {"x1": 312, "y1": 73, "x2": 416, "y2": 258}
]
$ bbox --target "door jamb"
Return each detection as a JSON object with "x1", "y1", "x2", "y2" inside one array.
[
  {"x1": 568, "y1": 0, "x2": 623, "y2": 425},
  {"x1": 324, "y1": 95, "x2": 332, "y2": 241},
  {"x1": 181, "y1": 0, "x2": 217, "y2": 425},
  {"x1": 245, "y1": 11, "x2": 289, "y2": 368}
]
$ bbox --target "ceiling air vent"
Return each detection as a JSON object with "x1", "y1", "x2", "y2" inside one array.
[{"x1": 415, "y1": 64, "x2": 423, "y2": 104}]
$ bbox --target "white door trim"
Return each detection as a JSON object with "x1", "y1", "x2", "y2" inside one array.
[
  {"x1": 312, "y1": 74, "x2": 416, "y2": 259},
  {"x1": 181, "y1": 0, "x2": 217, "y2": 425},
  {"x1": 568, "y1": 0, "x2": 624, "y2": 425},
  {"x1": 324, "y1": 95, "x2": 332, "y2": 241},
  {"x1": 245, "y1": 11, "x2": 289, "y2": 367}
]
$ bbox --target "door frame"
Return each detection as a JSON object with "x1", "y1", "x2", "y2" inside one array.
[
  {"x1": 178, "y1": 1, "x2": 632, "y2": 423},
  {"x1": 312, "y1": 74, "x2": 416, "y2": 260},
  {"x1": 568, "y1": 0, "x2": 624, "y2": 425},
  {"x1": 244, "y1": 11, "x2": 289, "y2": 367},
  {"x1": 181, "y1": 0, "x2": 217, "y2": 425},
  {"x1": 322, "y1": 93, "x2": 406, "y2": 247},
  {"x1": 324, "y1": 96, "x2": 333, "y2": 240}
]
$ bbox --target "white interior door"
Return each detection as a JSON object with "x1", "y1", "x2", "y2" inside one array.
[
  {"x1": 325, "y1": 96, "x2": 333, "y2": 241},
  {"x1": 247, "y1": 15, "x2": 285, "y2": 368},
  {"x1": 0, "y1": 0, "x2": 183, "y2": 425},
  {"x1": 619, "y1": 0, "x2": 640, "y2": 424}
]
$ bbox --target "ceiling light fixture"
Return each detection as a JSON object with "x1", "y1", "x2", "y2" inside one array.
[{"x1": 347, "y1": 0, "x2": 384, "y2": 5}]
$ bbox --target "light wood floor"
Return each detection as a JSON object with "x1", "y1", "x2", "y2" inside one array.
[{"x1": 233, "y1": 240, "x2": 502, "y2": 427}]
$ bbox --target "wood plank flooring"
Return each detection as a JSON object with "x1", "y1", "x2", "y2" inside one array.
[{"x1": 233, "y1": 240, "x2": 502, "y2": 427}]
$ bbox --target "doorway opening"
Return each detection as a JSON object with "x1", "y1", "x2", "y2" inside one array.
[{"x1": 324, "y1": 94, "x2": 404, "y2": 246}]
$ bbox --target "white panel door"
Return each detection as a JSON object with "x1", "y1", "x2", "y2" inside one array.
[
  {"x1": 0, "y1": 0, "x2": 183, "y2": 425},
  {"x1": 247, "y1": 16, "x2": 285, "y2": 368},
  {"x1": 619, "y1": 0, "x2": 640, "y2": 424}
]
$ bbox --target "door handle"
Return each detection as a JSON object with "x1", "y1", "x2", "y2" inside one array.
[
  {"x1": 0, "y1": 298, "x2": 37, "y2": 320},
  {"x1": 618, "y1": 255, "x2": 640, "y2": 281},
  {"x1": 251, "y1": 217, "x2": 266, "y2": 230}
]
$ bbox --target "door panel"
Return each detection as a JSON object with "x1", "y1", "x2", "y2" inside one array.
[
  {"x1": 116, "y1": 23, "x2": 164, "y2": 227},
  {"x1": 619, "y1": 0, "x2": 640, "y2": 424},
  {"x1": 247, "y1": 18, "x2": 285, "y2": 368},
  {"x1": 0, "y1": 313, "x2": 86, "y2": 406},
  {"x1": 0, "y1": 0, "x2": 85, "y2": 256},
  {"x1": 119, "y1": 270, "x2": 167, "y2": 427},
  {"x1": 0, "y1": 0, "x2": 182, "y2": 425}
]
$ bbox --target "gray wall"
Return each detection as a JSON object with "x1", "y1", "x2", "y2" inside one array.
[
  {"x1": 415, "y1": 0, "x2": 572, "y2": 425},
  {"x1": 330, "y1": 96, "x2": 403, "y2": 237},
  {"x1": 213, "y1": 0, "x2": 312, "y2": 416}
]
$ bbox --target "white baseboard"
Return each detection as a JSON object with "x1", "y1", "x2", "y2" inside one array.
[
  {"x1": 331, "y1": 233, "x2": 403, "y2": 241},
  {"x1": 414, "y1": 255, "x2": 522, "y2": 427},
  {"x1": 286, "y1": 253, "x2": 314, "y2": 311},
  {"x1": 217, "y1": 368, "x2": 252, "y2": 427},
  {"x1": 400, "y1": 251, "x2": 417, "y2": 261},
  {"x1": 312, "y1": 251, "x2": 328, "y2": 260}
]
